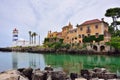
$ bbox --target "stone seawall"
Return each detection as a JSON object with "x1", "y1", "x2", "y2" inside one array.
[
  {"x1": 0, "y1": 47, "x2": 12, "y2": 52},
  {"x1": 0, "y1": 47, "x2": 120, "y2": 55}
]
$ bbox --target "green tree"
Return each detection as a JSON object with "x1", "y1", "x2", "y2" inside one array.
[
  {"x1": 106, "y1": 37, "x2": 120, "y2": 49},
  {"x1": 113, "y1": 30, "x2": 120, "y2": 37},
  {"x1": 105, "y1": 7, "x2": 120, "y2": 30},
  {"x1": 108, "y1": 25, "x2": 115, "y2": 36},
  {"x1": 31, "y1": 33, "x2": 34, "y2": 44}
]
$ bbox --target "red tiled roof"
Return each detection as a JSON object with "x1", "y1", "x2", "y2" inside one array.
[{"x1": 80, "y1": 19, "x2": 102, "y2": 26}]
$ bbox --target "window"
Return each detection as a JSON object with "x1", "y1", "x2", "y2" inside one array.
[
  {"x1": 88, "y1": 34, "x2": 90, "y2": 36},
  {"x1": 87, "y1": 26, "x2": 90, "y2": 30},
  {"x1": 82, "y1": 34, "x2": 84, "y2": 38},
  {"x1": 95, "y1": 33, "x2": 99, "y2": 38},
  {"x1": 95, "y1": 25, "x2": 98, "y2": 29},
  {"x1": 75, "y1": 37, "x2": 77, "y2": 39},
  {"x1": 67, "y1": 37, "x2": 69, "y2": 39},
  {"x1": 104, "y1": 30, "x2": 107, "y2": 36},
  {"x1": 79, "y1": 40, "x2": 81, "y2": 43},
  {"x1": 80, "y1": 27, "x2": 83, "y2": 31},
  {"x1": 72, "y1": 38, "x2": 74, "y2": 41},
  {"x1": 86, "y1": 26, "x2": 91, "y2": 33},
  {"x1": 79, "y1": 34, "x2": 81, "y2": 38},
  {"x1": 75, "y1": 30, "x2": 77, "y2": 32}
]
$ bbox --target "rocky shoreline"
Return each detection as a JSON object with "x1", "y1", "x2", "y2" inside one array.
[
  {"x1": 0, "y1": 47, "x2": 120, "y2": 55},
  {"x1": 0, "y1": 67, "x2": 119, "y2": 80}
]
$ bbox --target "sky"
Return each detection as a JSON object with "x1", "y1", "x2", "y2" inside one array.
[{"x1": 0, "y1": 0, "x2": 120, "y2": 47}]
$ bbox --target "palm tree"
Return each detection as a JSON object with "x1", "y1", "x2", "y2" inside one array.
[
  {"x1": 28, "y1": 31, "x2": 32, "y2": 44},
  {"x1": 32, "y1": 32, "x2": 37, "y2": 44},
  {"x1": 31, "y1": 33, "x2": 34, "y2": 44}
]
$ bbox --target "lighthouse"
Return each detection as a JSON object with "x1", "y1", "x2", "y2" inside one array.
[{"x1": 12, "y1": 28, "x2": 18, "y2": 46}]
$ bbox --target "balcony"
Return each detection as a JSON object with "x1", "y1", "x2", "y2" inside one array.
[{"x1": 86, "y1": 29, "x2": 91, "y2": 33}]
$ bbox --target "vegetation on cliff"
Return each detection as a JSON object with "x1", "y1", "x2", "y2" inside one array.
[
  {"x1": 106, "y1": 37, "x2": 120, "y2": 49},
  {"x1": 43, "y1": 37, "x2": 71, "y2": 49}
]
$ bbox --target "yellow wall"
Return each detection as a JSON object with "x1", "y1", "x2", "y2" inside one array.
[
  {"x1": 62, "y1": 23, "x2": 73, "y2": 43},
  {"x1": 66, "y1": 29, "x2": 77, "y2": 44},
  {"x1": 47, "y1": 31, "x2": 58, "y2": 38},
  {"x1": 47, "y1": 20, "x2": 109, "y2": 44},
  {"x1": 77, "y1": 22, "x2": 109, "y2": 43}
]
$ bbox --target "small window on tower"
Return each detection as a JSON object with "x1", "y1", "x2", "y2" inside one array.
[
  {"x1": 80, "y1": 27, "x2": 83, "y2": 31},
  {"x1": 67, "y1": 37, "x2": 69, "y2": 39},
  {"x1": 95, "y1": 25, "x2": 98, "y2": 29}
]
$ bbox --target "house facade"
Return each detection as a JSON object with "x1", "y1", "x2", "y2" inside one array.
[{"x1": 46, "y1": 19, "x2": 111, "y2": 44}]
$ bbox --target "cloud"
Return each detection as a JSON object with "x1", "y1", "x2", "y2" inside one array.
[{"x1": 0, "y1": 0, "x2": 120, "y2": 47}]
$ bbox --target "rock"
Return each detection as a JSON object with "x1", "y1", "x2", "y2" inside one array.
[
  {"x1": 93, "y1": 68, "x2": 107, "y2": 73},
  {"x1": 103, "y1": 73, "x2": 117, "y2": 79},
  {"x1": 81, "y1": 69, "x2": 90, "y2": 79},
  {"x1": 17, "y1": 68, "x2": 25, "y2": 72},
  {"x1": 44, "y1": 65, "x2": 53, "y2": 71},
  {"x1": 75, "y1": 78, "x2": 87, "y2": 80},
  {"x1": 51, "y1": 71, "x2": 67, "y2": 80},
  {"x1": 43, "y1": 72, "x2": 48, "y2": 80},
  {"x1": 0, "y1": 70, "x2": 28, "y2": 80},
  {"x1": 32, "y1": 70, "x2": 44, "y2": 80},
  {"x1": 22, "y1": 67, "x2": 33, "y2": 80},
  {"x1": 80, "y1": 68, "x2": 118, "y2": 80},
  {"x1": 32, "y1": 68, "x2": 49, "y2": 80},
  {"x1": 70, "y1": 73, "x2": 78, "y2": 80}
]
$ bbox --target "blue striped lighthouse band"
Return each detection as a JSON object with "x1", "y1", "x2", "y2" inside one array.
[
  {"x1": 13, "y1": 35, "x2": 18, "y2": 37},
  {"x1": 13, "y1": 39, "x2": 18, "y2": 41}
]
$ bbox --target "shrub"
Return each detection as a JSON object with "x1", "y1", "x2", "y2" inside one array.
[{"x1": 83, "y1": 35, "x2": 104, "y2": 43}]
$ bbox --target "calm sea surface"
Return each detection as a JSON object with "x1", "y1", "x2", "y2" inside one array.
[{"x1": 0, "y1": 51, "x2": 120, "y2": 74}]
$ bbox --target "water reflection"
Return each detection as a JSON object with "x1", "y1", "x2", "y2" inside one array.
[
  {"x1": 12, "y1": 52, "x2": 45, "y2": 70},
  {"x1": 12, "y1": 53, "x2": 18, "y2": 69},
  {"x1": 44, "y1": 54, "x2": 120, "y2": 74},
  {"x1": 0, "y1": 52, "x2": 120, "y2": 74}
]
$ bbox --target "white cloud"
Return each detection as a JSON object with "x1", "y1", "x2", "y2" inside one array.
[{"x1": 0, "y1": 0, "x2": 120, "y2": 47}]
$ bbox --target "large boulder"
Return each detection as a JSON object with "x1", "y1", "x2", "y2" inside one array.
[
  {"x1": 70, "y1": 73, "x2": 78, "y2": 80},
  {"x1": 22, "y1": 67, "x2": 33, "y2": 80},
  {"x1": 0, "y1": 70, "x2": 28, "y2": 80},
  {"x1": 44, "y1": 66, "x2": 53, "y2": 71},
  {"x1": 51, "y1": 71, "x2": 67, "y2": 80},
  {"x1": 32, "y1": 70, "x2": 44, "y2": 80},
  {"x1": 81, "y1": 68, "x2": 117, "y2": 79},
  {"x1": 32, "y1": 69, "x2": 48, "y2": 80},
  {"x1": 81, "y1": 69, "x2": 90, "y2": 79}
]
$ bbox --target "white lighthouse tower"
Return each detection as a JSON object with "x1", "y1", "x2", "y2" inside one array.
[{"x1": 12, "y1": 28, "x2": 18, "y2": 46}]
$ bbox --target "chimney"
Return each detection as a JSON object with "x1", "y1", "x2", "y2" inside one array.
[{"x1": 101, "y1": 18, "x2": 104, "y2": 21}]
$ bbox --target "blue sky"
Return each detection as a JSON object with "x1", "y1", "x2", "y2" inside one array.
[{"x1": 0, "y1": 0, "x2": 120, "y2": 47}]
